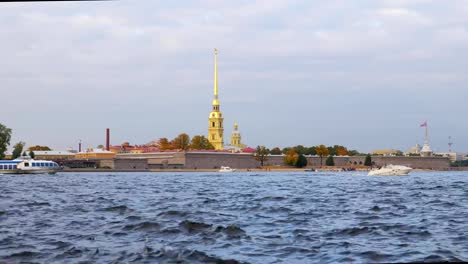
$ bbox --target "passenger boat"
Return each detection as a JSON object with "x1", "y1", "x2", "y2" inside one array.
[
  {"x1": 218, "y1": 166, "x2": 236, "y2": 172},
  {"x1": 0, "y1": 158, "x2": 61, "y2": 174},
  {"x1": 368, "y1": 165, "x2": 412, "y2": 176}
]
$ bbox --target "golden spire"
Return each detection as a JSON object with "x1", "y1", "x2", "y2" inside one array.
[
  {"x1": 234, "y1": 122, "x2": 238, "y2": 131},
  {"x1": 212, "y1": 48, "x2": 219, "y2": 107}
]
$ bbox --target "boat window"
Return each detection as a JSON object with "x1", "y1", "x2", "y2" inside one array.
[
  {"x1": 8, "y1": 165, "x2": 12, "y2": 169},
  {"x1": 24, "y1": 163, "x2": 29, "y2": 167},
  {"x1": 41, "y1": 163, "x2": 45, "y2": 167},
  {"x1": 0, "y1": 165, "x2": 3, "y2": 170},
  {"x1": 13, "y1": 165, "x2": 17, "y2": 169},
  {"x1": 32, "y1": 163, "x2": 36, "y2": 167}
]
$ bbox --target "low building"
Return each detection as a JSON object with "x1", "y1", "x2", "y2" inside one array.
[
  {"x1": 75, "y1": 148, "x2": 116, "y2": 160},
  {"x1": 434, "y1": 152, "x2": 465, "y2": 162},
  {"x1": 30, "y1": 151, "x2": 76, "y2": 161},
  {"x1": 372, "y1": 149, "x2": 403, "y2": 156}
]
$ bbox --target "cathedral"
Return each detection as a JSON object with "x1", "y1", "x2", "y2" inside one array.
[{"x1": 208, "y1": 49, "x2": 244, "y2": 150}]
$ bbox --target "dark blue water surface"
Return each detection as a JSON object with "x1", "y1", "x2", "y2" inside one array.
[{"x1": 0, "y1": 171, "x2": 467, "y2": 263}]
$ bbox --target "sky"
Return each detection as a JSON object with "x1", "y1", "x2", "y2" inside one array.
[{"x1": 1, "y1": 0, "x2": 467, "y2": 153}]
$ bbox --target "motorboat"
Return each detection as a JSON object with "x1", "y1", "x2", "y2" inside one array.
[
  {"x1": 219, "y1": 166, "x2": 236, "y2": 172},
  {"x1": 0, "y1": 157, "x2": 61, "y2": 174},
  {"x1": 368, "y1": 165, "x2": 412, "y2": 176}
]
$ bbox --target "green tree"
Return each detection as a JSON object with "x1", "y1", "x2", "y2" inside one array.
[
  {"x1": 294, "y1": 145, "x2": 306, "y2": 155},
  {"x1": 325, "y1": 155, "x2": 335, "y2": 166},
  {"x1": 281, "y1": 147, "x2": 292, "y2": 155},
  {"x1": 296, "y1": 154, "x2": 308, "y2": 168},
  {"x1": 255, "y1": 145, "x2": 269, "y2": 167},
  {"x1": 172, "y1": 133, "x2": 191, "y2": 150},
  {"x1": 97, "y1": 144, "x2": 104, "y2": 149},
  {"x1": 364, "y1": 154, "x2": 372, "y2": 166},
  {"x1": 315, "y1": 145, "x2": 329, "y2": 166},
  {"x1": 0, "y1": 123, "x2": 12, "y2": 160},
  {"x1": 270, "y1": 147, "x2": 282, "y2": 155},
  {"x1": 305, "y1": 146, "x2": 316, "y2": 155},
  {"x1": 284, "y1": 149, "x2": 299, "y2": 166},
  {"x1": 29, "y1": 151, "x2": 35, "y2": 159},
  {"x1": 190, "y1": 135, "x2": 214, "y2": 150},
  {"x1": 12, "y1": 141, "x2": 26, "y2": 160}
]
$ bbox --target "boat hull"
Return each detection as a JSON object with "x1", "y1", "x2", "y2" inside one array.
[{"x1": 0, "y1": 169, "x2": 58, "y2": 175}]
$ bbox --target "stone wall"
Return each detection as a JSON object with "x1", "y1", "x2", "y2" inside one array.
[
  {"x1": 110, "y1": 152, "x2": 451, "y2": 170},
  {"x1": 185, "y1": 152, "x2": 259, "y2": 169}
]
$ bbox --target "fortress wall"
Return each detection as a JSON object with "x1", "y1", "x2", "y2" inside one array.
[{"x1": 185, "y1": 153, "x2": 259, "y2": 169}]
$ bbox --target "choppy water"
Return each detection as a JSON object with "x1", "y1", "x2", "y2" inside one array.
[{"x1": 0, "y1": 171, "x2": 467, "y2": 263}]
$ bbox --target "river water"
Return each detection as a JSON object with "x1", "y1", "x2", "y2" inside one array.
[{"x1": 0, "y1": 171, "x2": 467, "y2": 263}]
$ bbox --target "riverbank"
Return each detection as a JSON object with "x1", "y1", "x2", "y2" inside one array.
[{"x1": 60, "y1": 167, "x2": 468, "y2": 173}]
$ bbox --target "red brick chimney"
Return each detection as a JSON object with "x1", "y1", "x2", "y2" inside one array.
[{"x1": 106, "y1": 128, "x2": 110, "y2": 151}]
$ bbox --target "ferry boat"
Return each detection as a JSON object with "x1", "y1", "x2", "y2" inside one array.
[{"x1": 0, "y1": 158, "x2": 61, "y2": 174}]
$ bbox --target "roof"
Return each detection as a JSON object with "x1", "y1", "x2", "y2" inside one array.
[{"x1": 30, "y1": 151, "x2": 75, "y2": 156}]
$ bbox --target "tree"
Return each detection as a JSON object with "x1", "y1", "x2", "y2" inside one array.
[
  {"x1": 284, "y1": 149, "x2": 299, "y2": 166},
  {"x1": 28, "y1": 145, "x2": 52, "y2": 151},
  {"x1": 190, "y1": 135, "x2": 214, "y2": 150},
  {"x1": 305, "y1": 146, "x2": 316, "y2": 155},
  {"x1": 294, "y1": 145, "x2": 306, "y2": 155},
  {"x1": 0, "y1": 123, "x2": 12, "y2": 160},
  {"x1": 157, "y1": 138, "x2": 174, "y2": 150},
  {"x1": 270, "y1": 147, "x2": 282, "y2": 155},
  {"x1": 29, "y1": 151, "x2": 35, "y2": 159},
  {"x1": 315, "y1": 145, "x2": 329, "y2": 166},
  {"x1": 22, "y1": 151, "x2": 27, "y2": 157},
  {"x1": 172, "y1": 133, "x2": 190, "y2": 150},
  {"x1": 325, "y1": 155, "x2": 335, "y2": 166},
  {"x1": 97, "y1": 144, "x2": 104, "y2": 149},
  {"x1": 12, "y1": 141, "x2": 26, "y2": 160},
  {"x1": 336, "y1": 146, "x2": 349, "y2": 156},
  {"x1": 281, "y1": 147, "x2": 292, "y2": 154},
  {"x1": 364, "y1": 154, "x2": 372, "y2": 166},
  {"x1": 296, "y1": 154, "x2": 308, "y2": 168},
  {"x1": 255, "y1": 145, "x2": 269, "y2": 167}
]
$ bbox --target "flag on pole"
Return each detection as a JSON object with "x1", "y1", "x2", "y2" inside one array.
[{"x1": 420, "y1": 122, "x2": 427, "y2": 127}]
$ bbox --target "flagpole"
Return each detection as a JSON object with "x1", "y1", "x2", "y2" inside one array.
[{"x1": 425, "y1": 122, "x2": 428, "y2": 143}]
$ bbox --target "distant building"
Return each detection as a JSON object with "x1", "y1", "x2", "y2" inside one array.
[
  {"x1": 30, "y1": 151, "x2": 76, "y2": 160},
  {"x1": 371, "y1": 149, "x2": 402, "y2": 156},
  {"x1": 434, "y1": 152, "x2": 465, "y2": 162},
  {"x1": 230, "y1": 122, "x2": 245, "y2": 149},
  {"x1": 405, "y1": 144, "x2": 421, "y2": 156},
  {"x1": 75, "y1": 148, "x2": 116, "y2": 159},
  {"x1": 109, "y1": 142, "x2": 160, "y2": 154}
]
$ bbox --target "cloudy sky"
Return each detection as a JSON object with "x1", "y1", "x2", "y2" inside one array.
[{"x1": 1, "y1": 0, "x2": 467, "y2": 153}]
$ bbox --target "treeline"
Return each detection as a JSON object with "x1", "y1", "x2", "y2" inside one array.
[
  {"x1": 267, "y1": 145, "x2": 361, "y2": 156},
  {"x1": 156, "y1": 133, "x2": 215, "y2": 151}
]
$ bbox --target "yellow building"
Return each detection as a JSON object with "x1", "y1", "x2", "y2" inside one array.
[
  {"x1": 208, "y1": 48, "x2": 224, "y2": 150},
  {"x1": 230, "y1": 122, "x2": 245, "y2": 148}
]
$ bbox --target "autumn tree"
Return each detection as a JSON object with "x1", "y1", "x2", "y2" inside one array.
[
  {"x1": 255, "y1": 145, "x2": 269, "y2": 167},
  {"x1": 12, "y1": 141, "x2": 26, "y2": 160},
  {"x1": 157, "y1": 138, "x2": 174, "y2": 150},
  {"x1": 270, "y1": 147, "x2": 282, "y2": 155},
  {"x1": 190, "y1": 135, "x2": 214, "y2": 150},
  {"x1": 172, "y1": 133, "x2": 190, "y2": 150},
  {"x1": 336, "y1": 146, "x2": 349, "y2": 156},
  {"x1": 315, "y1": 144, "x2": 329, "y2": 166},
  {"x1": 284, "y1": 149, "x2": 299, "y2": 166},
  {"x1": 0, "y1": 123, "x2": 12, "y2": 160},
  {"x1": 28, "y1": 145, "x2": 52, "y2": 151},
  {"x1": 296, "y1": 154, "x2": 308, "y2": 168},
  {"x1": 325, "y1": 155, "x2": 335, "y2": 166}
]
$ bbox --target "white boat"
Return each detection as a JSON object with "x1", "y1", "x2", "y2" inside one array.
[
  {"x1": 368, "y1": 165, "x2": 412, "y2": 176},
  {"x1": 218, "y1": 166, "x2": 236, "y2": 172},
  {"x1": 0, "y1": 157, "x2": 61, "y2": 174}
]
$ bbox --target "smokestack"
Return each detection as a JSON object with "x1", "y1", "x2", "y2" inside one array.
[{"x1": 106, "y1": 128, "x2": 110, "y2": 151}]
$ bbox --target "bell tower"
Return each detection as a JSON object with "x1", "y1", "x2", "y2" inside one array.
[{"x1": 208, "y1": 48, "x2": 224, "y2": 150}]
